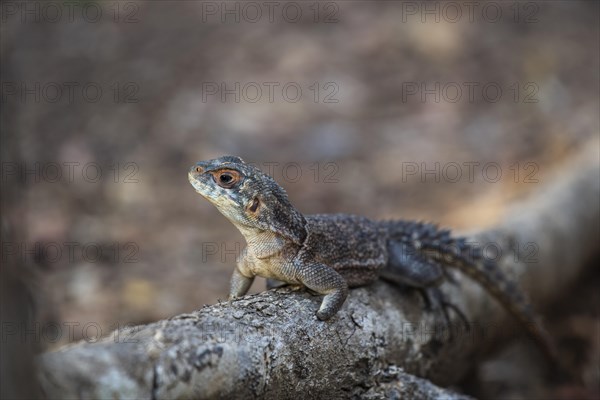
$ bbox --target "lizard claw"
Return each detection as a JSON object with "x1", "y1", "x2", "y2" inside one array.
[{"x1": 419, "y1": 287, "x2": 470, "y2": 340}]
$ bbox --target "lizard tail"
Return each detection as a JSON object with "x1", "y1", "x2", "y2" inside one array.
[{"x1": 387, "y1": 220, "x2": 560, "y2": 366}]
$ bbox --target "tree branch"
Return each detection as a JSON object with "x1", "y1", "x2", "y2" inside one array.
[{"x1": 38, "y1": 149, "x2": 599, "y2": 399}]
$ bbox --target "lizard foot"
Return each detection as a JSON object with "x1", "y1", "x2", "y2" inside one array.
[{"x1": 418, "y1": 287, "x2": 470, "y2": 340}]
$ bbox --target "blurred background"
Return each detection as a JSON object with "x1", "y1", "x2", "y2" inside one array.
[{"x1": 1, "y1": 1, "x2": 598, "y2": 398}]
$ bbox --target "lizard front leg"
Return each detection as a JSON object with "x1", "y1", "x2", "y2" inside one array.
[
  {"x1": 229, "y1": 263, "x2": 255, "y2": 299},
  {"x1": 295, "y1": 261, "x2": 348, "y2": 321}
]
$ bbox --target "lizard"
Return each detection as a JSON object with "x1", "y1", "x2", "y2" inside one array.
[{"x1": 187, "y1": 155, "x2": 559, "y2": 365}]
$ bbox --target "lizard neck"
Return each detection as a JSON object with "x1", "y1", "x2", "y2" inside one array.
[
  {"x1": 236, "y1": 225, "x2": 294, "y2": 259},
  {"x1": 238, "y1": 202, "x2": 307, "y2": 246}
]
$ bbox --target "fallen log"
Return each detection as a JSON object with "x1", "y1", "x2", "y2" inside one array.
[{"x1": 38, "y1": 147, "x2": 599, "y2": 399}]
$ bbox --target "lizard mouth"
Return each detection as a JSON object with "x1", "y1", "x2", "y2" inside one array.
[
  {"x1": 188, "y1": 172, "x2": 212, "y2": 196},
  {"x1": 188, "y1": 171, "x2": 234, "y2": 208}
]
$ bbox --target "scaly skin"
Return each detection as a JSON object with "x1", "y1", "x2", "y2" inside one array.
[{"x1": 188, "y1": 156, "x2": 558, "y2": 363}]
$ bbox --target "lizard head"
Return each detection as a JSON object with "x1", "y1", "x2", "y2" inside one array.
[{"x1": 188, "y1": 156, "x2": 306, "y2": 244}]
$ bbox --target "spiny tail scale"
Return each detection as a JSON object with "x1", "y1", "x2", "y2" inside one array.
[{"x1": 387, "y1": 220, "x2": 559, "y2": 365}]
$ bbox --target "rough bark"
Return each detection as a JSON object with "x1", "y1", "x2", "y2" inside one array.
[{"x1": 38, "y1": 148, "x2": 599, "y2": 400}]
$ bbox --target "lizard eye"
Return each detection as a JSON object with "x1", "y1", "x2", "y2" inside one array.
[
  {"x1": 220, "y1": 173, "x2": 233, "y2": 184},
  {"x1": 212, "y1": 169, "x2": 241, "y2": 189}
]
